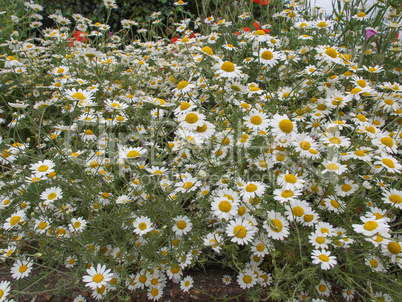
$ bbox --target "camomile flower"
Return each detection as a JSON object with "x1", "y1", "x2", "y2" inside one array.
[
  {"x1": 133, "y1": 216, "x2": 153, "y2": 236},
  {"x1": 83, "y1": 263, "x2": 114, "y2": 290},
  {"x1": 382, "y1": 189, "x2": 402, "y2": 209},
  {"x1": 321, "y1": 158, "x2": 347, "y2": 175},
  {"x1": 352, "y1": 216, "x2": 390, "y2": 237},
  {"x1": 40, "y1": 186, "x2": 63, "y2": 205},
  {"x1": 203, "y1": 232, "x2": 223, "y2": 253},
  {"x1": 222, "y1": 275, "x2": 232, "y2": 285},
  {"x1": 315, "y1": 45, "x2": 344, "y2": 65},
  {"x1": 65, "y1": 255, "x2": 78, "y2": 268},
  {"x1": 30, "y1": 159, "x2": 55, "y2": 177},
  {"x1": 172, "y1": 215, "x2": 192, "y2": 236},
  {"x1": 381, "y1": 235, "x2": 402, "y2": 263},
  {"x1": 372, "y1": 134, "x2": 398, "y2": 154},
  {"x1": 214, "y1": 60, "x2": 243, "y2": 78},
  {"x1": 311, "y1": 249, "x2": 337, "y2": 270},
  {"x1": 174, "y1": 174, "x2": 199, "y2": 193},
  {"x1": 315, "y1": 279, "x2": 331, "y2": 297},
  {"x1": 0, "y1": 280, "x2": 11, "y2": 301},
  {"x1": 65, "y1": 88, "x2": 94, "y2": 102},
  {"x1": 69, "y1": 217, "x2": 87, "y2": 233},
  {"x1": 321, "y1": 132, "x2": 351, "y2": 148},
  {"x1": 270, "y1": 114, "x2": 297, "y2": 140},
  {"x1": 34, "y1": 217, "x2": 52, "y2": 234},
  {"x1": 237, "y1": 268, "x2": 257, "y2": 289},
  {"x1": 211, "y1": 196, "x2": 239, "y2": 220},
  {"x1": 226, "y1": 217, "x2": 257, "y2": 245},
  {"x1": 263, "y1": 211, "x2": 289, "y2": 241},
  {"x1": 180, "y1": 276, "x2": 193, "y2": 292},
  {"x1": 118, "y1": 146, "x2": 147, "y2": 160},
  {"x1": 365, "y1": 255, "x2": 386, "y2": 272},
  {"x1": 374, "y1": 154, "x2": 402, "y2": 173},
  {"x1": 309, "y1": 231, "x2": 332, "y2": 249},
  {"x1": 273, "y1": 187, "x2": 302, "y2": 203},
  {"x1": 178, "y1": 111, "x2": 206, "y2": 131},
  {"x1": 277, "y1": 171, "x2": 305, "y2": 191},
  {"x1": 284, "y1": 200, "x2": 312, "y2": 222},
  {"x1": 172, "y1": 80, "x2": 196, "y2": 95},
  {"x1": 254, "y1": 48, "x2": 283, "y2": 67},
  {"x1": 11, "y1": 259, "x2": 33, "y2": 280},
  {"x1": 251, "y1": 234, "x2": 271, "y2": 257},
  {"x1": 3, "y1": 210, "x2": 26, "y2": 230},
  {"x1": 240, "y1": 181, "x2": 266, "y2": 200},
  {"x1": 243, "y1": 109, "x2": 269, "y2": 130}
]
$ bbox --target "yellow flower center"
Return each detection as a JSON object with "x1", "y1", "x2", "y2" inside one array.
[
  {"x1": 256, "y1": 244, "x2": 265, "y2": 252},
  {"x1": 316, "y1": 236, "x2": 325, "y2": 244},
  {"x1": 71, "y1": 92, "x2": 86, "y2": 100},
  {"x1": 331, "y1": 199, "x2": 339, "y2": 208},
  {"x1": 126, "y1": 150, "x2": 139, "y2": 158},
  {"x1": 357, "y1": 80, "x2": 366, "y2": 88},
  {"x1": 38, "y1": 165, "x2": 49, "y2": 172},
  {"x1": 382, "y1": 158, "x2": 395, "y2": 168},
  {"x1": 300, "y1": 141, "x2": 310, "y2": 150},
  {"x1": 326, "y1": 163, "x2": 339, "y2": 171},
  {"x1": 304, "y1": 214, "x2": 314, "y2": 222},
  {"x1": 177, "y1": 220, "x2": 187, "y2": 230},
  {"x1": 270, "y1": 219, "x2": 283, "y2": 232},
  {"x1": 73, "y1": 221, "x2": 81, "y2": 229},
  {"x1": 243, "y1": 275, "x2": 252, "y2": 284},
  {"x1": 369, "y1": 259, "x2": 378, "y2": 267},
  {"x1": 233, "y1": 225, "x2": 247, "y2": 238},
  {"x1": 38, "y1": 222, "x2": 48, "y2": 229},
  {"x1": 218, "y1": 200, "x2": 232, "y2": 213},
  {"x1": 389, "y1": 194, "x2": 402, "y2": 204},
  {"x1": 351, "y1": 87, "x2": 362, "y2": 94},
  {"x1": 317, "y1": 21, "x2": 328, "y2": 28},
  {"x1": 250, "y1": 116, "x2": 262, "y2": 125},
  {"x1": 281, "y1": 190, "x2": 293, "y2": 198},
  {"x1": 170, "y1": 266, "x2": 180, "y2": 274},
  {"x1": 177, "y1": 81, "x2": 189, "y2": 90},
  {"x1": 261, "y1": 50, "x2": 273, "y2": 60},
  {"x1": 357, "y1": 12, "x2": 366, "y2": 17},
  {"x1": 138, "y1": 222, "x2": 147, "y2": 230},
  {"x1": 284, "y1": 174, "x2": 297, "y2": 184},
  {"x1": 341, "y1": 184, "x2": 352, "y2": 192},
  {"x1": 387, "y1": 242, "x2": 401, "y2": 254},
  {"x1": 384, "y1": 99, "x2": 394, "y2": 105},
  {"x1": 93, "y1": 274, "x2": 104, "y2": 283},
  {"x1": 185, "y1": 113, "x2": 199, "y2": 124},
  {"x1": 201, "y1": 46, "x2": 213, "y2": 55},
  {"x1": 380, "y1": 137, "x2": 393, "y2": 148},
  {"x1": 318, "y1": 284, "x2": 327, "y2": 292},
  {"x1": 183, "y1": 182, "x2": 194, "y2": 190},
  {"x1": 221, "y1": 61, "x2": 235, "y2": 72},
  {"x1": 325, "y1": 48, "x2": 337, "y2": 58},
  {"x1": 245, "y1": 184, "x2": 257, "y2": 192},
  {"x1": 292, "y1": 206, "x2": 304, "y2": 217},
  {"x1": 278, "y1": 119, "x2": 294, "y2": 133},
  {"x1": 10, "y1": 216, "x2": 21, "y2": 226},
  {"x1": 19, "y1": 265, "x2": 28, "y2": 273},
  {"x1": 363, "y1": 221, "x2": 378, "y2": 231},
  {"x1": 48, "y1": 193, "x2": 57, "y2": 200},
  {"x1": 318, "y1": 254, "x2": 329, "y2": 262}
]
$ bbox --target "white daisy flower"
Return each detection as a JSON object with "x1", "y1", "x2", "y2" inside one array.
[
  {"x1": 11, "y1": 259, "x2": 33, "y2": 280},
  {"x1": 82, "y1": 263, "x2": 114, "y2": 290},
  {"x1": 214, "y1": 60, "x2": 243, "y2": 78},
  {"x1": 172, "y1": 215, "x2": 192, "y2": 236},
  {"x1": 30, "y1": 159, "x2": 55, "y2": 177},
  {"x1": 40, "y1": 186, "x2": 63, "y2": 205},
  {"x1": 133, "y1": 216, "x2": 153, "y2": 236},
  {"x1": 263, "y1": 211, "x2": 289, "y2": 241},
  {"x1": 311, "y1": 249, "x2": 337, "y2": 270},
  {"x1": 239, "y1": 181, "x2": 266, "y2": 200},
  {"x1": 180, "y1": 276, "x2": 194, "y2": 292},
  {"x1": 352, "y1": 216, "x2": 390, "y2": 237},
  {"x1": 269, "y1": 114, "x2": 298, "y2": 140},
  {"x1": 277, "y1": 171, "x2": 305, "y2": 191},
  {"x1": 226, "y1": 217, "x2": 257, "y2": 245},
  {"x1": 237, "y1": 268, "x2": 258, "y2": 289}
]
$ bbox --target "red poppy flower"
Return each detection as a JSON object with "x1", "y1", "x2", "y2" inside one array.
[{"x1": 253, "y1": 0, "x2": 270, "y2": 5}]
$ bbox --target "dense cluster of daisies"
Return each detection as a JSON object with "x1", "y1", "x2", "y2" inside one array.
[{"x1": 0, "y1": 0, "x2": 401, "y2": 301}]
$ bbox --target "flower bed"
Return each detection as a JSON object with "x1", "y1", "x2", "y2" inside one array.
[{"x1": 0, "y1": 0, "x2": 401, "y2": 301}]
